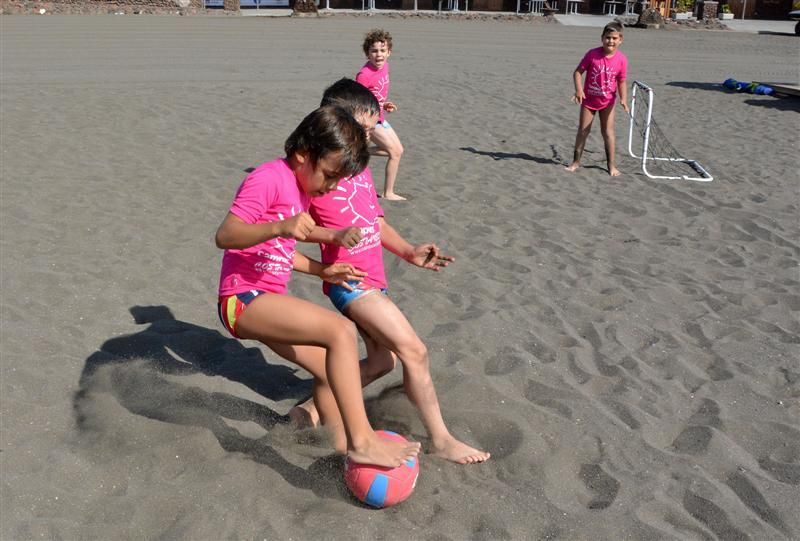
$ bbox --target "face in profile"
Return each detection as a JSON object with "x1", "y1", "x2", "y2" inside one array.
[
  {"x1": 295, "y1": 151, "x2": 346, "y2": 197},
  {"x1": 355, "y1": 111, "x2": 380, "y2": 143}
]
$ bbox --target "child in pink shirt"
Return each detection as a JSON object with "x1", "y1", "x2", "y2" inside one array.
[
  {"x1": 215, "y1": 105, "x2": 420, "y2": 468},
  {"x1": 566, "y1": 22, "x2": 629, "y2": 177},
  {"x1": 356, "y1": 28, "x2": 406, "y2": 201},
  {"x1": 292, "y1": 78, "x2": 490, "y2": 465}
]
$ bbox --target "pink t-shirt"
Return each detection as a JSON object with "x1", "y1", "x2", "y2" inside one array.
[
  {"x1": 577, "y1": 47, "x2": 628, "y2": 111},
  {"x1": 218, "y1": 158, "x2": 310, "y2": 296},
  {"x1": 308, "y1": 167, "x2": 387, "y2": 294},
  {"x1": 356, "y1": 61, "x2": 390, "y2": 122}
]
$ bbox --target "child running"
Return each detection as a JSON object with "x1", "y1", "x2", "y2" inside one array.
[
  {"x1": 215, "y1": 105, "x2": 420, "y2": 468},
  {"x1": 290, "y1": 79, "x2": 490, "y2": 465},
  {"x1": 565, "y1": 21, "x2": 629, "y2": 177},
  {"x1": 356, "y1": 28, "x2": 406, "y2": 201}
]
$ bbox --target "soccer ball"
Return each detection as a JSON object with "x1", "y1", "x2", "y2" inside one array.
[{"x1": 344, "y1": 430, "x2": 420, "y2": 508}]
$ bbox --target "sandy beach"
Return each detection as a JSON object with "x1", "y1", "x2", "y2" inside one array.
[{"x1": 1, "y1": 13, "x2": 799, "y2": 540}]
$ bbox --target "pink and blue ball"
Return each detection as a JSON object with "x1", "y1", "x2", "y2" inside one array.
[{"x1": 344, "y1": 430, "x2": 420, "y2": 508}]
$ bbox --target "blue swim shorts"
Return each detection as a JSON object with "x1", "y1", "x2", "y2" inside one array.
[
  {"x1": 376, "y1": 119, "x2": 391, "y2": 129},
  {"x1": 328, "y1": 282, "x2": 388, "y2": 313}
]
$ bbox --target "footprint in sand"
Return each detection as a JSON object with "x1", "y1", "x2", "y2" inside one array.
[
  {"x1": 726, "y1": 471, "x2": 790, "y2": 536},
  {"x1": 671, "y1": 399, "x2": 721, "y2": 455},
  {"x1": 682, "y1": 490, "x2": 749, "y2": 541},
  {"x1": 579, "y1": 463, "x2": 620, "y2": 510}
]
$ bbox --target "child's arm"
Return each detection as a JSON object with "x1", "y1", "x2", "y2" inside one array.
[
  {"x1": 293, "y1": 251, "x2": 366, "y2": 290},
  {"x1": 215, "y1": 212, "x2": 315, "y2": 250},
  {"x1": 304, "y1": 226, "x2": 362, "y2": 249},
  {"x1": 571, "y1": 68, "x2": 585, "y2": 104},
  {"x1": 618, "y1": 79, "x2": 629, "y2": 113},
  {"x1": 380, "y1": 218, "x2": 454, "y2": 271}
]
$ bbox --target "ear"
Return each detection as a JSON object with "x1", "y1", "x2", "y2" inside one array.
[{"x1": 294, "y1": 150, "x2": 308, "y2": 165}]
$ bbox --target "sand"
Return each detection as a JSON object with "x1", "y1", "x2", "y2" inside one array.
[{"x1": 1, "y1": 13, "x2": 799, "y2": 540}]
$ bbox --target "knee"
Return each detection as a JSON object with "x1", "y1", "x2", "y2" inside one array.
[
  {"x1": 389, "y1": 143, "x2": 404, "y2": 160},
  {"x1": 399, "y1": 339, "x2": 428, "y2": 369},
  {"x1": 328, "y1": 316, "x2": 358, "y2": 347}
]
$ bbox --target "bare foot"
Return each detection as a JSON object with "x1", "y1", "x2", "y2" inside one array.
[
  {"x1": 565, "y1": 162, "x2": 580, "y2": 172},
  {"x1": 431, "y1": 435, "x2": 491, "y2": 464},
  {"x1": 609, "y1": 167, "x2": 621, "y2": 177},
  {"x1": 382, "y1": 193, "x2": 407, "y2": 201},
  {"x1": 349, "y1": 433, "x2": 421, "y2": 468},
  {"x1": 288, "y1": 400, "x2": 319, "y2": 429}
]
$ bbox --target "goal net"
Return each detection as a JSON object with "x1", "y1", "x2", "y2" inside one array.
[{"x1": 627, "y1": 81, "x2": 713, "y2": 182}]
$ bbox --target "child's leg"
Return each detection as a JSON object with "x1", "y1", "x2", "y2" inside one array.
[
  {"x1": 565, "y1": 106, "x2": 596, "y2": 172},
  {"x1": 368, "y1": 124, "x2": 405, "y2": 200},
  {"x1": 598, "y1": 104, "x2": 620, "y2": 176},
  {"x1": 235, "y1": 293, "x2": 420, "y2": 467},
  {"x1": 289, "y1": 337, "x2": 396, "y2": 430},
  {"x1": 346, "y1": 293, "x2": 491, "y2": 464}
]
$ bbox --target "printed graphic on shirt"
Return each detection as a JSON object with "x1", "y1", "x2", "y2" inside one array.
[
  {"x1": 587, "y1": 63, "x2": 616, "y2": 97},
  {"x1": 373, "y1": 74, "x2": 389, "y2": 108},
  {"x1": 254, "y1": 206, "x2": 298, "y2": 277},
  {"x1": 329, "y1": 173, "x2": 381, "y2": 256}
]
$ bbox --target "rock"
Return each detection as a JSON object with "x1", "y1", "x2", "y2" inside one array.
[
  {"x1": 292, "y1": 0, "x2": 318, "y2": 13},
  {"x1": 636, "y1": 6, "x2": 663, "y2": 27}
]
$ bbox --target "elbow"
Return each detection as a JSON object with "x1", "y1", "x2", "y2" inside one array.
[{"x1": 215, "y1": 229, "x2": 229, "y2": 250}]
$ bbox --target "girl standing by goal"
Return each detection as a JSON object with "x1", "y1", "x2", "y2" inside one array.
[{"x1": 565, "y1": 21, "x2": 629, "y2": 177}]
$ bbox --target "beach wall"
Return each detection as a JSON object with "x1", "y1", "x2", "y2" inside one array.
[{"x1": 1, "y1": 0, "x2": 205, "y2": 14}]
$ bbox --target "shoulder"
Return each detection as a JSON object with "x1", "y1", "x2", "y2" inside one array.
[
  {"x1": 579, "y1": 48, "x2": 599, "y2": 63},
  {"x1": 356, "y1": 62, "x2": 374, "y2": 79},
  {"x1": 247, "y1": 158, "x2": 290, "y2": 183}
]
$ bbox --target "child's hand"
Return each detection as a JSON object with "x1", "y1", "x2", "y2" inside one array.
[
  {"x1": 333, "y1": 226, "x2": 362, "y2": 249},
  {"x1": 620, "y1": 100, "x2": 630, "y2": 113},
  {"x1": 410, "y1": 244, "x2": 455, "y2": 271},
  {"x1": 320, "y1": 262, "x2": 367, "y2": 290},
  {"x1": 281, "y1": 212, "x2": 316, "y2": 241},
  {"x1": 383, "y1": 101, "x2": 397, "y2": 113},
  {"x1": 571, "y1": 92, "x2": 584, "y2": 105}
]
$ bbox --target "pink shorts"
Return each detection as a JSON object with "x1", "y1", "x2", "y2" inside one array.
[{"x1": 583, "y1": 96, "x2": 615, "y2": 111}]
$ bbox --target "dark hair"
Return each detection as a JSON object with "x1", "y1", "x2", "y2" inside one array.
[
  {"x1": 320, "y1": 78, "x2": 380, "y2": 118},
  {"x1": 284, "y1": 106, "x2": 370, "y2": 178},
  {"x1": 362, "y1": 28, "x2": 393, "y2": 55},
  {"x1": 602, "y1": 21, "x2": 623, "y2": 36}
]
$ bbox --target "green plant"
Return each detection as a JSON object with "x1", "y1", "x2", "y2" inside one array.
[
  {"x1": 674, "y1": 0, "x2": 693, "y2": 12},
  {"x1": 721, "y1": 3, "x2": 731, "y2": 12}
]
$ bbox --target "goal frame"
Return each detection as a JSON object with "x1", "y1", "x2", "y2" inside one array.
[{"x1": 627, "y1": 81, "x2": 713, "y2": 182}]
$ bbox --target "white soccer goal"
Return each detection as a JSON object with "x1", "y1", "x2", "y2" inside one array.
[{"x1": 627, "y1": 81, "x2": 713, "y2": 182}]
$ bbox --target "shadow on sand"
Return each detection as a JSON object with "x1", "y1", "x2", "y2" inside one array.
[
  {"x1": 666, "y1": 81, "x2": 724, "y2": 92},
  {"x1": 667, "y1": 81, "x2": 800, "y2": 111},
  {"x1": 72, "y1": 305, "x2": 357, "y2": 501},
  {"x1": 460, "y1": 146, "x2": 561, "y2": 165}
]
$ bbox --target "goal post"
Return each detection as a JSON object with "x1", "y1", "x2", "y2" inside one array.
[{"x1": 627, "y1": 81, "x2": 713, "y2": 182}]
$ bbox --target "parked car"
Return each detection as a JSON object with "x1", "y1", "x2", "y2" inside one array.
[{"x1": 791, "y1": 8, "x2": 800, "y2": 35}]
